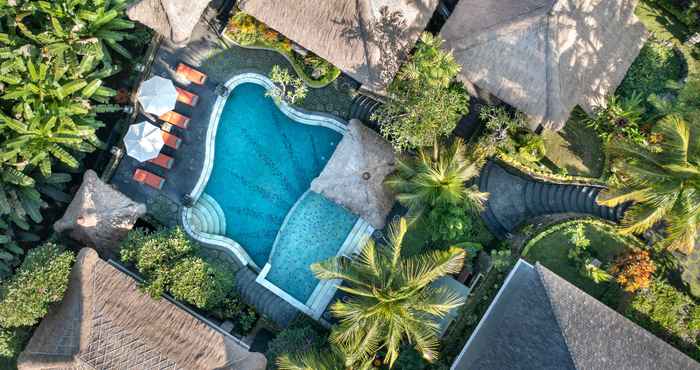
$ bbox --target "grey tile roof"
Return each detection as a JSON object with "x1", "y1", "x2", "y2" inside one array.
[{"x1": 452, "y1": 260, "x2": 700, "y2": 370}]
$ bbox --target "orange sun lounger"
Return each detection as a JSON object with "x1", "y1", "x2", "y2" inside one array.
[
  {"x1": 160, "y1": 111, "x2": 190, "y2": 129},
  {"x1": 176, "y1": 63, "x2": 207, "y2": 85},
  {"x1": 148, "y1": 152, "x2": 174, "y2": 169},
  {"x1": 161, "y1": 131, "x2": 182, "y2": 149},
  {"x1": 133, "y1": 168, "x2": 165, "y2": 190},
  {"x1": 176, "y1": 87, "x2": 199, "y2": 107}
]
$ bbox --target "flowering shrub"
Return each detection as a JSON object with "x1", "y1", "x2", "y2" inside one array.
[{"x1": 609, "y1": 249, "x2": 656, "y2": 292}]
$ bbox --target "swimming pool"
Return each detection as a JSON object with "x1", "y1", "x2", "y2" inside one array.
[
  {"x1": 183, "y1": 73, "x2": 375, "y2": 319},
  {"x1": 203, "y1": 82, "x2": 341, "y2": 267}
]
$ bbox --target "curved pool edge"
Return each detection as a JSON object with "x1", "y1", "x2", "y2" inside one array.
[
  {"x1": 180, "y1": 203, "x2": 258, "y2": 269},
  {"x1": 189, "y1": 72, "x2": 348, "y2": 203}
]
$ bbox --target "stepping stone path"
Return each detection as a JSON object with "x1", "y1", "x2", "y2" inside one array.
[{"x1": 479, "y1": 161, "x2": 628, "y2": 239}]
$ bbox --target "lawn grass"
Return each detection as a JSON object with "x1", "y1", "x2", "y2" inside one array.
[
  {"x1": 542, "y1": 113, "x2": 605, "y2": 178},
  {"x1": 523, "y1": 222, "x2": 630, "y2": 304}
]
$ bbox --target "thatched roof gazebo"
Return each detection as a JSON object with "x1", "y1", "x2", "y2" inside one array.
[
  {"x1": 311, "y1": 119, "x2": 395, "y2": 229},
  {"x1": 127, "y1": 0, "x2": 211, "y2": 45},
  {"x1": 17, "y1": 248, "x2": 267, "y2": 370},
  {"x1": 54, "y1": 170, "x2": 146, "y2": 259},
  {"x1": 440, "y1": 0, "x2": 647, "y2": 130},
  {"x1": 238, "y1": 0, "x2": 439, "y2": 95}
]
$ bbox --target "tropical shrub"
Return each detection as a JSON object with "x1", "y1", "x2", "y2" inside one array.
[
  {"x1": 627, "y1": 279, "x2": 700, "y2": 359},
  {"x1": 311, "y1": 218, "x2": 466, "y2": 368},
  {"x1": 372, "y1": 33, "x2": 469, "y2": 152},
  {"x1": 120, "y1": 228, "x2": 233, "y2": 310},
  {"x1": 475, "y1": 105, "x2": 545, "y2": 163},
  {"x1": 0, "y1": 327, "x2": 28, "y2": 359},
  {"x1": 276, "y1": 346, "x2": 345, "y2": 370},
  {"x1": 425, "y1": 202, "x2": 478, "y2": 243},
  {"x1": 210, "y1": 295, "x2": 259, "y2": 333},
  {"x1": 267, "y1": 65, "x2": 308, "y2": 105},
  {"x1": 565, "y1": 224, "x2": 612, "y2": 283},
  {"x1": 609, "y1": 249, "x2": 656, "y2": 292},
  {"x1": 490, "y1": 248, "x2": 514, "y2": 273},
  {"x1": 0, "y1": 243, "x2": 74, "y2": 328},
  {"x1": 584, "y1": 93, "x2": 648, "y2": 144},
  {"x1": 169, "y1": 257, "x2": 232, "y2": 310},
  {"x1": 0, "y1": 0, "x2": 132, "y2": 244},
  {"x1": 598, "y1": 115, "x2": 700, "y2": 253}
]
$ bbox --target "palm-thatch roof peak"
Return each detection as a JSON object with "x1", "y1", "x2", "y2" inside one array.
[
  {"x1": 127, "y1": 0, "x2": 211, "y2": 45},
  {"x1": 440, "y1": 0, "x2": 647, "y2": 130},
  {"x1": 238, "y1": 0, "x2": 439, "y2": 95}
]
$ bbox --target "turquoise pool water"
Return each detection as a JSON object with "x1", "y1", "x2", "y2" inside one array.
[
  {"x1": 266, "y1": 191, "x2": 358, "y2": 302},
  {"x1": 204, "y1": 83, "x2": 342, "y2": 267}
]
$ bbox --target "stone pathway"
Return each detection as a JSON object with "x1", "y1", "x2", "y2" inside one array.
[{"x1": 479, "y1": 161, "x2": 628, "y2": 239}]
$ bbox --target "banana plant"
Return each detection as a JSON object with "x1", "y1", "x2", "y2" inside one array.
[{"x1": 11, "y1": 0, "x2": 134, "y2": 67}]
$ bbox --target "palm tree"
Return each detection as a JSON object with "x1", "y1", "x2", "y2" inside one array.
[
  {"x1": 311, "y1": 218, "x2": 466, "y2": 369},
  {"x1": 276, "y1": 346, "x2": 345, "y2": 370},
  {"x1": 597, "y1": 115, "x2": 700, "y2": 253},
  {"x1": 385, "y1": 138, "x2": 488, "y2": 219}
]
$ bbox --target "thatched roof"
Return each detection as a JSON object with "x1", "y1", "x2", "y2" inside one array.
[
  {"x1": 452, "y1": 260, "x2": 699, "y2": 369},
  {"x1": 127, "y1": 0, "x2": 211, "y2": 45},
  {"x1": 311, "y1": 119, "x2": 395, "y2": 229},
  {"x1": 17, "y1": 248, "x2": 267, "y2": 370},
  {"x1": 53, "y1": 170, "x2": 146, "y2": 260},
  {"x1": 440, "y1": 0, "x2": 647, "y2": 130},
  {"x1": 238, "y1": 0, "x2": 439, "y2": 94}
]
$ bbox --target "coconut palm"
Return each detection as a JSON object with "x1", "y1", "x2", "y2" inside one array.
[
  {"x1": 276, "y1": 346, "x2": 345, "y2": 370},
  {"x1": 598, "y1": 115, "x2": 700, "y2": 253},
  {"x1": 385, "y1": 138, "x2": 488, "y2": 219},
  {"x1": 311, "y1": 218, "x2": 466, "y2": 369}
]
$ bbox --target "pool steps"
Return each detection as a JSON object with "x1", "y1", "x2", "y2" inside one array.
[
  {"x1": 305, "y1": 218, "x2": 374, "y2": 318},
  {"x1": 187, "y1": 193, "x2": 226, "y2": 235}
]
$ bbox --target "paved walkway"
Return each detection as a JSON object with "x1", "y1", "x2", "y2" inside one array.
[{"x1": 479, "y1": 161, "x2": 628, "y2": 239}]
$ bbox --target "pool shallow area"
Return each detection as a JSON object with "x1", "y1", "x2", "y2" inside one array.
[
  {"x1": 203, "y1": 82, "x2": 341, "y2": 267},
  {"x1": 265, "y1": 191, "x2": 358, "y2": 303}
]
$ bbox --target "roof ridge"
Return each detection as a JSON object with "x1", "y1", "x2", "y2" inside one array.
[{"x1": 533, "y1": 262, "x2": 579, "y2": 369}]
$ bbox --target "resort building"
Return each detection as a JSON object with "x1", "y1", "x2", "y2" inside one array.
[
  {"x1": 237, "y1": 0, "x2": 440, "y2": 95},
  {"x1": 440, "y1": 0, "x2": 647, "y2": 130},
  {"x1": 451, "y1": 259, "x2": 699, "y2": 370},
  {"x1": 17, "y1": 248, "x2": 267, "y2": 370}
]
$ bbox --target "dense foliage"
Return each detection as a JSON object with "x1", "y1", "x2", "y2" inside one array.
[
  {"x1": 386, "y1": 139, "x2": 487, "y2": 242},
  {"x1": 584, "y1": 93, "x2": 648, "y2": 145},
  {"x1": 0, "y1": 0, "x2": 133, "y2": 247},
  {"x1": 372, "y1": 33, "x2": 469, "y2": 152},
  {"x1": 311, "y1": 218, "x2": 466, "y2": 369},
  {"x1": 566, "y1": 224, "x2": 612, "y2": 283},
  {"x1": 627, "y1": 279, "x2": 700, "y2": 360},
  {"x1": 475, "y1": 105, "x2": 546, "y2": 163},
  {"x1": 598, "y1": 115, "x2": 700, "y2": 253},
  {"x1": 120, "y1": 228, "x2": 231, "y2": 309},
  {"x1": 0, "y1": 326, "x2": 28, "y2": 359},
  {"x1": 0, "y1": 243, "x2": 73, "y2": 328}
]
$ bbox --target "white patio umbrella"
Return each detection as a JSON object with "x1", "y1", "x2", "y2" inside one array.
[
  {"x1": 123, "y1": 122, "x2": 164, "y2": 162},
  {"x1": 137, "y1": 76, "x2": 178, "y2": 116}
]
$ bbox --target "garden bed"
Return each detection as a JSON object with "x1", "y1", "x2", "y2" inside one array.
[
  {"x1": 224, "y1": 11, "x2": 341, "y2": 88},
  {"x1": 522, "y1": 219, "x2": 639, "y2": 306}
]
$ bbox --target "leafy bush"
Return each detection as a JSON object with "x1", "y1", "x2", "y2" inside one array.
[
  {"x1": 425, "y1": 202, "x2": 477, "y2": 243},
  {"x1": 476, "y1": 105, "x2": 546, "y2": 163},
  {"x1": 490, "y1": 248, "x2": 514, "y2": 273},
  {"x1": 609, "y1": 250, "x2": 656, "y2": 292},
  {"x1": 617, "y1": 40, "x2": 683, "y2": 102},
  {"x1": 373, "y1": 33, "x2": 469, "y2": 151},
  {"x1": 565, "y1": 224, "x2": 612, "y2": 283},
  {"x1": 0, "y1": 243, "x2": 74, "y2": 328},
  {"x1": 584, "y1": 93, "x2": 648, "y2": 144},
  {"x1": 627, "y1": 279, "x2": 700, "y2": 360},
  {"x1": 120, "y1": 228, "x2": 231, "y2": 310},
  {"x1": 169, "y1": 257, "x2": 232, "y2": 310},
  {"x1": 0, "y1": 327, "x2": 29, "y2": 359}
]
